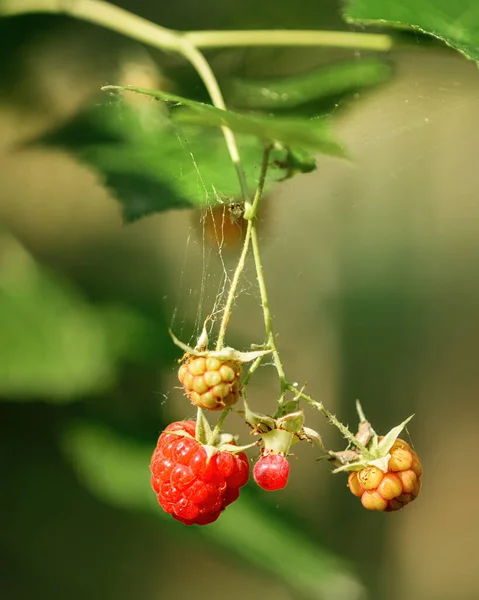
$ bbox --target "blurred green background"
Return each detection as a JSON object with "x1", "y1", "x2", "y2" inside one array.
[{"x1": 1, "y1": 2, "x2": 479, "y2": 600}]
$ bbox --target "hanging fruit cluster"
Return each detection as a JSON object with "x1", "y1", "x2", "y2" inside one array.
[
  {"x1": 149, "y1": 330, "x2": 422, "y2": 526},
  {"x1": 149, "y1": 146, "x2": 421, "y2": 526}
]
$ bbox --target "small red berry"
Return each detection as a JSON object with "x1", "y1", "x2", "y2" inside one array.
[
  {"x1": 150, "y1": 420, "x2": 249, "y2": 525},
  {"x1": 253, "y1": 453, "x2": 290, "y2": 491}
]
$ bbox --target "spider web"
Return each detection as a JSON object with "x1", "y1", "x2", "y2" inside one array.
[{"x1": 167, "y1": 128, "x2": 257, "y2": 352}]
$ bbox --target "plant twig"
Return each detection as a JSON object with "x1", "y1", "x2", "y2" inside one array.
[
  {"x1": 286, "y1": 383, "x2": 372, "y2": 456},
  {"x1": 209, "y1": 408, "x2": 231, "y2": 444},
  {"x1": 215, "y1": 146, "x2": 272, "y2": 350},
  {"x1": 248, "y1": 149, "x2": 287, "y2": 402},
  {"x1": 0, "y1": 0, "x2": 180, "y2": 49},
  {"x1": 185, "y1": 29, "x2": 393, "y2": 51},
  {"x1": 215, "y1": 221, "x2": 253, "y2": 351},
  {"x1": 242, "y1": 354, "x2": 265, "y2": 388},
  {"x1": 0, "y1": 1, "x2": 393, "y2": 53},
  {"x1": 251, "y1": 225, "x2": 287, "y2": 387},
  {"x1": 178, "y1": 42, "x2": 250, "y2": 204}
]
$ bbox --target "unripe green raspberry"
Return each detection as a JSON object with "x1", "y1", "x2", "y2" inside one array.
[
  {"x1": 348, "y1": 438, "x2": 422, "y2": 512},
  {"x1": 178, "y1": 355, "x2": 242, "y2": 411}
]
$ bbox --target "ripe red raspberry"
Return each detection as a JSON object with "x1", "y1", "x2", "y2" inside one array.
[
  {"x1": 347, "y1": 438, "x2": 422, "y2": 511},
  {"x1": 253, "y1": 453, "x2": 290, "y2": 491},
  {"x1": 150, "y1": 420, "x2": 249, "y2": 525},
  {"x1": 178, "y1": 355, "x2": 242, "y2": 411}
]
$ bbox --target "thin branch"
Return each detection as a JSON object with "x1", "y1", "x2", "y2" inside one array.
[
  {"x1": 286, "y1": 383, "x2": 372, "y2": 457},
  {"x1": 215, "y1": 221, "x2": 253, "y2": 351},
  {"x1": 251, "y1": 226, "x2": 287, "y2": 388},
  {"x1": 0, "y1": 0, "x2": 180, "y2": 49},
  {"x1": 242, "y1": 354, "x2": 265, "y2": 388},
  {"x1": 185, "y1": 29, "x2": 393, "y2": 51},
  {"x1": 248, "y1": 149, "x2": 287, "y2": 400},
  {"x1": 178, "y1": 43, "x2": 250, "y2": 203},
  {"x1": 209, "y1": 408, "x2": 231, "y2": 445},
  {"x1": 215, "y1": 146, "x2": 272, "y2": 350},
  {"x1": 1, "y1": 1, "x2": 393, "y2": 54}
]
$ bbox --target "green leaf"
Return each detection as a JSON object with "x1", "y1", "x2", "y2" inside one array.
[
  {"x1": 39, "y1": 97, "x2": 319, "y2": 222},
  {"x1": 0, "y1": 233, "x2": 160, "y2": 400},
  {"x1": 103, "y1": 85, "x2": 347, "y2": 156},
  {"x1": 226, "y1": 58, "x2": 393, "y2": 111},
  {"x1": 344, "y1": 0, "x2": 479, "y2": 62},
  {"x1": 62, "y1": 421, "x2": 365, "y2": 600}
]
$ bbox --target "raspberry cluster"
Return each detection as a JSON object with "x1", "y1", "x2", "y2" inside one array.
[
  {"x1": 347, "y1": 438, "x2": 422, "y2": 511},
  {"x1": 150, "y1": 420, "x2": 249, "y2": 525},
  {"x1": 150, "y1": 337, "x2": 423, "y2": 525}
]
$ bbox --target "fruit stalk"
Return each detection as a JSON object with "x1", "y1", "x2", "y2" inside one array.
[
  {"x1": 286, "y1": 383, "x2": 372, "y2": 456},
  {"x1": 249, "y1": 204, "x2": 288, "y2": 406},
  {"x1": 216, "y1": 145, "x2": 272, "y2": 350}
]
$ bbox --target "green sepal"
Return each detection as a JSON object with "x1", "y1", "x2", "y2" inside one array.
[
  {"x1": 278, "y1": 399, "x2": 300, "y2": 417},
  {"x1": 220, "y1": 442, "x2": 258, "y2": 454},
  {"x1": 243, "y1": 399, "x2": 276, "y2": 432},
  {"x1": 330, "y1": 413, "x2": 415, "y2": 473},
  {"x1": 210, "y1": 432, "x2": 233, "y2": 447},
  {"x1": 261, "y1": 428, "x2": 296, "y2": 455},
  {"x1": 203, "y1": 444, "x2": 220, "y2": 462},
  {"x1": 332, "y1": 459, "x2": 367, "y2": 474},
  {"x1": 277, "y1": 409, "x2": 304, "y2": 434},
  {"x1": 367, "y1": 455, "x2": 390, "y2": 474},
  {"x1": 195, "y1": 407, "x2": 212, "y2": 445},
  {"x1": 376, "y1": 414, "x2": 414, "y2": 456}
]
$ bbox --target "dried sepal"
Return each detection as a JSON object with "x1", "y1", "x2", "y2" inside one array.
[
  {"x1": 328, "y1": 449, "x2": 359, "y2": 467},
  {"x1": 302, "y1": 426, "x2": 324, "y2": 448},
  {"x1": 356, "y1": 419, "x2": 376, "y2": 447},
  {"x1": 170, "y1": 329, "x2": 271, "y2": 364},
  {"x1": 196, "y1": 322, "x2": 210, "y2": 351}
]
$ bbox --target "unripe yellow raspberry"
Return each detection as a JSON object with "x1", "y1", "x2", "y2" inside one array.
[
  {"x1": 348, "y1": 438, "x2": 422, "y2": 512},
  {"x1": 178, "y1": 355, "x2": 242, "y2": 411}
]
